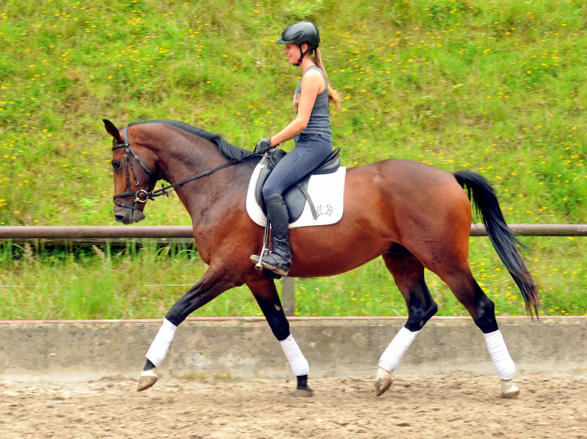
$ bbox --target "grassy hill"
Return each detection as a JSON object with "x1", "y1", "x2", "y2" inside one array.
[
  {"x1": 0, "y1": 0, "x2": 586, "y2": 318},
  {"x1": 1, "y1": 0, "x2": 585, "y2": 226}
]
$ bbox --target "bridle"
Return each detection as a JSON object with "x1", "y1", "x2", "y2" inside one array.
[
  {"x1": 112, "y1": 128, "x2": 157, "y2": 211},
  {"x1": 111, "y1": 127, "x2": 256, "y2": 211}
]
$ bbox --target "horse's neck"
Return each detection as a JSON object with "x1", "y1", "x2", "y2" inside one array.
[
  {"x1": 152, "y1": 133, "x2": 252, "y2": 219},
  {"x1": 155, "y1": 138, "x2": 224, "y2": 185}
]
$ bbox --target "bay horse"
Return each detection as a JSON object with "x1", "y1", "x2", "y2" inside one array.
[{"x1": 104, "y1": 119, "x2": 538, "y2": 399}]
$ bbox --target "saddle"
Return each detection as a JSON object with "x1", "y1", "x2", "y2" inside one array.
[{"x1": 255, "y1": 147, "x2": 341, "y2": 223}]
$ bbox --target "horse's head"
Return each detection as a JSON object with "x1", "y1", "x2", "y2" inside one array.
[{"x1": 104, "y1": 119, "x2": 157, "y2": 224}]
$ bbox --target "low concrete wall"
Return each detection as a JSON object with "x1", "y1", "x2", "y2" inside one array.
[{"x1": 0, "y1": 317, "x2": 585, "y2": 380}]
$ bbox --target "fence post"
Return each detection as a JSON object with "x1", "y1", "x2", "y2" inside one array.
[{"x1": 281, "y1": 277, "x2": 296, "y2": 316}]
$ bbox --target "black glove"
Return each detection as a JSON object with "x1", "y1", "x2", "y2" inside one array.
[{"x1": 255, "y1": 137, "x2": 273, "y2": 155}]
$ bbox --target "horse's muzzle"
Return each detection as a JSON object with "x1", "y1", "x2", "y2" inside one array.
[{"x1": 114, "y1": 205, "x2": 146, "y2": 224}]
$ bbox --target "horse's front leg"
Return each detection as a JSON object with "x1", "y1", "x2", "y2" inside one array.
[
  {"x1": 247, "y1": 276, "x2": 313, "y2": 397},
  {"x1": 137, "y1": 264, "x2": 236, "y2": 391}
]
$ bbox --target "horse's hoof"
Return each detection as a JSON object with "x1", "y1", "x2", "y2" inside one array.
[
  {"x1": 294, "y1": 387, "x2": 313, "y2": 397},
  {"x1": 501, "y1": 380, "x2": 520, "y2": 399},
  {"x1": 502, "y1": 387, "x2": 520, "y2": 399},
  {"x1": 137, "y1": 370, "x2": 159, "y2": 392},
  {"x1": 375, "y1": 366, "x2": 393, "y2": 397},
  {"x1": 375, "y1": 377, "x2": 393, "y2": 396}
]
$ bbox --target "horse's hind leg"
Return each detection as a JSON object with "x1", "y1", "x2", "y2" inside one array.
[
  {"x1": 246, "y1": 276, "x2": 312, "y2": 397},
  {"x1": 436, "y1": 266, "x2": 520, "y2": 399},
  {"x1": 375, "y1": 249, "x2": 438, "y2": 396}
]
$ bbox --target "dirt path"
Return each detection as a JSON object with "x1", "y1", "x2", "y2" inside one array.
[{"x1": 1, "y1": 370, "x2": 586, "y2": 439}]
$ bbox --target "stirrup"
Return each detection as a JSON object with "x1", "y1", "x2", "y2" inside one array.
[
  {"x1": 250, "y1": 254, "x2": 263, "y2": 266},
  {"x1": 257, "y1": 252, "x2": 290, "y2": 277},
  {"x1": 250, "y1": 253, "x2": 289, "y2": 277}
]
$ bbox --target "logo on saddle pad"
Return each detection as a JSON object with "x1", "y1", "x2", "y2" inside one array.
[{"x1": 246, "y1": 151, "x2": 346, "y2": 229}]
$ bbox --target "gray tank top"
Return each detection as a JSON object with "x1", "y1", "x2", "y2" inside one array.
[{"x1": 293, "y1": 66, "x2": 332, "y2": 142}]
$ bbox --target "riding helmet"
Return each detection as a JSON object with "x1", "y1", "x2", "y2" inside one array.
[{"x1": 278, "y1": 21, "x2": 320, "y2": 50}]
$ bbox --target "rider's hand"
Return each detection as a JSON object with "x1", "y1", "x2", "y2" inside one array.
[{"x1": 255, "y1": 137, "x2": 273, "y2": 154}]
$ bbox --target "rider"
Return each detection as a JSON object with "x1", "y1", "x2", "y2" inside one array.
[{"x1": 250, "y1": 21, "x2": 341, "y2": 276}]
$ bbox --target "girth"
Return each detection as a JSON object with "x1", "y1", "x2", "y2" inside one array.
[{"x1": 255, "y1": 147, "x2": 341, "y2": 223}]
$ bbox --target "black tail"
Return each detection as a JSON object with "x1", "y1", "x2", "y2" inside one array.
[{"x1": 453, "y1": 170, "x2": 539, "y2": 317}]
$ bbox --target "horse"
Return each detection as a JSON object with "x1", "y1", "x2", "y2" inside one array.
[{"x1": 103, "y1": 118, "x2": 538, "y2": 399}]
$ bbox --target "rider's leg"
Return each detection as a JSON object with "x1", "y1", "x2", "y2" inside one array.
[
  {"x1": 258, "y1": 193, "x2": 292, "y2": 276},
  {"x1": 251, "y1": 134, "x2": 332, "y2": 275}
]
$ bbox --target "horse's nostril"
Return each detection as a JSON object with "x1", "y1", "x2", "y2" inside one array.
[{"x1": 114, "y1": 215, "x2": 125, "y2": 223}]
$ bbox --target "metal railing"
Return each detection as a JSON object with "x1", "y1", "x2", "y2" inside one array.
[{"x1": 1, "y1": 224, "x2": 586, "y2": 240}]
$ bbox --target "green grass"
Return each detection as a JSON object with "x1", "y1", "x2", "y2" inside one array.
[
  {"x1": 1, "y1": 238, "x2": 586, "y2": 320},
  {"x1": 0, "y1": 0, "x2": 586, "y2": 318}
]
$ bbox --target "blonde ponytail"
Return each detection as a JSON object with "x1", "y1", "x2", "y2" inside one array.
[{"x1": 313, "y1": 48, "x2": 341, "y2": 110}]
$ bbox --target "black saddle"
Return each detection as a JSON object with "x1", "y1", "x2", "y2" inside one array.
[{"x1": 255, "y1": 147, "x2": 341, "y2": 223}]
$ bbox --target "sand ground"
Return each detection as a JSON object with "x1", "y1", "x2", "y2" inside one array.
[{"x1": 1, "y1": 370, "x2": 586, "y2": 439}]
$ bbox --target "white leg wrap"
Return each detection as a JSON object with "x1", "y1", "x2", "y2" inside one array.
[
  {"x1": 378, "y1": 327, "x2": 420, "y2": 373},
  {"x1": 484, "y1": 329, "x2": 516, "y2": 381},
  {"x1": 146, "y1": 318, "x2": 177, "y2": 367},
  {"x1": 280, "y1": 335, "x2": 310, "y2": 376}
]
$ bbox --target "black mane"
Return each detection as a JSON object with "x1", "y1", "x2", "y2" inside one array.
[{"x1": 128, "y1": 119, "x2": 259, "y2": 163}]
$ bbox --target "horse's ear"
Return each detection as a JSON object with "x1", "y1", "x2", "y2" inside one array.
[{"x1": 103, "y1": 119, "x2": 122, "y2": 143}]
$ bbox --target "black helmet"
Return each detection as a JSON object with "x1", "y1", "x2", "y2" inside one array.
[{"x1": 278, "y1": 21, "x2": 320, "y2": 50}]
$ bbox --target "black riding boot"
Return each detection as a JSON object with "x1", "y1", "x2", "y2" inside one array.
[{"x1": 250, "y1": 194, "x2": 292, "y2": 276}]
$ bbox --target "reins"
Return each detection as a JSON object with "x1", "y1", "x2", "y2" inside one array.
[{"x1": 112, "y1": 127, "x2": 257, "y2": 211}]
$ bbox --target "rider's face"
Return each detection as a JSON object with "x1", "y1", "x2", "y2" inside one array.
[{"x1": 283, "y1": 43, "x2": 309, "y2": 65}]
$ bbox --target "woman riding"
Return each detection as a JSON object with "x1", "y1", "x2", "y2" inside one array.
[{"x1": 250, "y1": 21, "x2": 341, "y2": 277}]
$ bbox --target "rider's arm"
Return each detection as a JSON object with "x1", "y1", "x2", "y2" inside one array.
[{"x1": 269, "y1": 70, "x2": 323, "y2": 147}]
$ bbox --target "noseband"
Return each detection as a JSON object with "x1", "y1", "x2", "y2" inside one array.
[{"x1": 112, "y1": 128, "x2": 257, "y2": 211}]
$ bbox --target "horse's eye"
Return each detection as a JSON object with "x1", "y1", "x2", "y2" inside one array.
[{"x1": 111, "y1": 160, "x2": 122, "y2": 171}]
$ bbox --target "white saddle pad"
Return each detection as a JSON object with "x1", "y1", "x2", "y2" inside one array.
[{"x1": 246, "y1": 160, "x2": 346, "y2": 229}]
